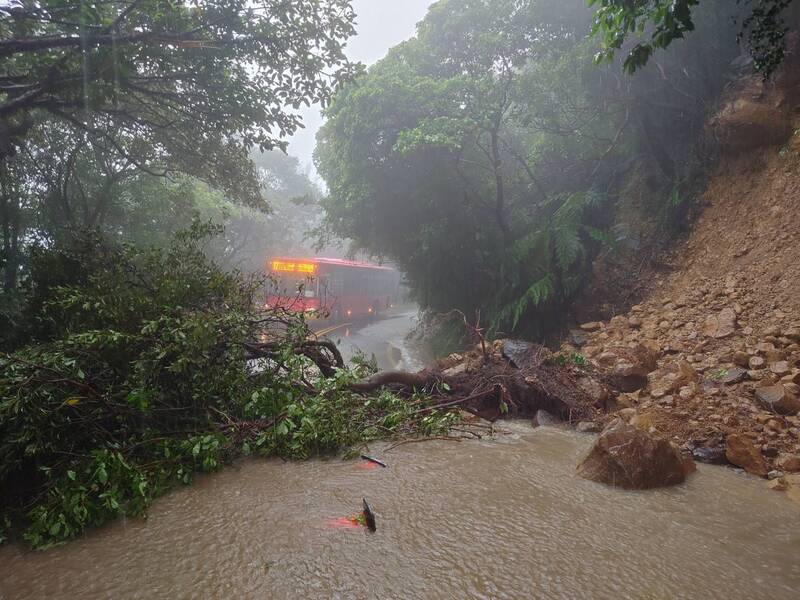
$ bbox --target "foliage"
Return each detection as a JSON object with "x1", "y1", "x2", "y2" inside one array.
[
  {"x1": 588, "y1": 0, "x2": 795, "y2": 76},
  {"x1": 316, "y1": 0, "x2": 740, "y2": 336},
  {"x1": 0, "y1": 0, "x2": 358, "y2": 203},
  {"x1": 548, "y1": 351, "x2": 587, "y2": 367},
  {"x1": 0, "y1": 227, "x2": 454, "y2": 548}
]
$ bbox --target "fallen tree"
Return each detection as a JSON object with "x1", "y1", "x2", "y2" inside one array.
[{"x1": 0, "y1": 226, "x2": 604, "y2": 548}]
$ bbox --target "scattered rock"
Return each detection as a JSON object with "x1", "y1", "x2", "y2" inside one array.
[
  {"x1": 770, "y1": 361, "x2": 791, "y2": 376},
  {"x1": 577, "y1": 419, "x2": 694, "y2": 489},
  {"x1": 718, "y1": 367, "x2": 748, "y2": 385},
  {"x1": 769, "y1": 477, "x2": 789, "y2": 491},
  {"x1": 749, "y1": 355, "x2": 766, "y2": 370},
  {"x1": 775, "y1": 454, "x2": 800, "y2": 473},
  {"x1": 755, "y1": 384, "x2": 800, "y2": 416},
  {"x1": 630, "y1": 412, "x2": 654, "y2": 432},
  {"x1": 725, "y1": 434, "x2": 768, "y2": 477},
  {"x1": 610, "y1": 361, "x2": 649, "y2": 392},
  {"x1": 580, "y1": 321, "x2": 602, "y2": 332},
  {"x1": 703, "y1": 308, "x2": 737, "y2": 339},
  {"x1": 733, "y1": 351, "x2": 750, "y2": 367}
]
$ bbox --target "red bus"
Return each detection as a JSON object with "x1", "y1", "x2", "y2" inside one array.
[{"x1": 267, "y1": 257, "x2": 400, "y2": 321}]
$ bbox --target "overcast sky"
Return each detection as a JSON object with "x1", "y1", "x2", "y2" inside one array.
[{"x1": 286, "y1": 0, "x2": 435, "y2": 177}]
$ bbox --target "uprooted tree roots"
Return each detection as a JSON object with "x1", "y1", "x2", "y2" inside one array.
[{"x1": 287, "y1": 337, "x2": 602, "y2": 424}]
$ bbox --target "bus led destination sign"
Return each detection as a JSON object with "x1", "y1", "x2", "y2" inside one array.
[{"x1": 270, "y1": 260, "x2": 317, "y2": 274}]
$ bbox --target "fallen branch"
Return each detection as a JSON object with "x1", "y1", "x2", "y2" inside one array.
[{"x1": 349, "y1": 370, "x2": 432, "y2": 393}]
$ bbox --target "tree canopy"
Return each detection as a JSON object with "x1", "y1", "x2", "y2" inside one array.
[
  {"x1": 589, "y1": 0, "x2": 796, "y2": 76},
  {"x1": 0, "y1": 0, "x2": 358, "y2": 204},
  {"x1": 316, "y1": 0, "x2": 742, "y2": 336}
]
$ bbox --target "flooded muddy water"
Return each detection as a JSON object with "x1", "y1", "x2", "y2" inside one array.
[{"x1": 2, "y1": 423, "x2": 799, "y2": 599}]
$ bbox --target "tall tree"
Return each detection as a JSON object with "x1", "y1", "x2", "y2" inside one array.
[
  {"x1": 316, "y1": 0, "x2": 742, "y2": 335},
  {"x1": 0, "y1": 0, "x2": 358, "y2": 204}
]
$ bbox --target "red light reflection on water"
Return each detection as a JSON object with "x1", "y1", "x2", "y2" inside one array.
[
  {"x1": 324, "y1": 515, "x2": 363, "y2": 530},
  {"x1": 355, "y1": 460, "x2": 381, "y2": 471}
]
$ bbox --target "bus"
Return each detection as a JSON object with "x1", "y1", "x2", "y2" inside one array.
[{"x1": 267, "y1": 257, "x2": 400, "y2": 321}]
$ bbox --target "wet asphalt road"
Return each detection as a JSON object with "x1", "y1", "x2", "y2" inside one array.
[{"x1": 312, "y1": 308, "x2": 425, "y2": 371}]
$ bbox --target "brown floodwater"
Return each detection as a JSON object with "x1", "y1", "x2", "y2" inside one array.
[{"x1": 1, "y1": 423, "x2": 799, "y2": 600}]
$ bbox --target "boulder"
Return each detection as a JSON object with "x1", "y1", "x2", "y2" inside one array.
[
  {"x1": 725, "y1": 434, "x2": 768, "y2": 477},
  {"x1": 703, "y1": 308, "x2": 737, "y2": 339},
  {"x1": 775, "y1": 454, "x2": 800, "y2": 473},
  {"x1": 580, "y1": 321, "x2": 602, "y2": 332},
  {"x1": 755, "y1": 384, "x2": 800, "y2": 415},
  {"x1": 577, "y1": 419, "x2": 694, "y2": 489}
]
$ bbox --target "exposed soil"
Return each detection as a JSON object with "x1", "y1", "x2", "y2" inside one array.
[{"x1": 560, "y1": 129, "x2": 800, "y2": 502}]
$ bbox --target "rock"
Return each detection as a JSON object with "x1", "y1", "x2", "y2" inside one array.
[
  {"x1": 576, "y1": 421, "x2": 601, "y2": 434},
  {"x1": 610, "y1": 361, "x2": 649, "y2": 392},
  {"x1": 767, "y1": 470, "x2": 785, "y2": 480},
  {"x1": 580, "y1": 321, "x2": 602, "y2": 332},
  {"x1": 577, "y1": 419, "x2": 694, "y2": 489},
  {"x1": 703, "y1": 308, "x2": 737, "y2": 339},
  {"x1": 628, "y1": 316, "x2": 643, "y2": 329},
  {"x1": 725, "y1": 434, "x2": 768, "y2": 477},
  {"x1": 733, "y1": 351, "x2": 750, "y2": 367},
  {"x1": 630, "y1": 412, "x2": 654, "y2": 431},
  {"x1": 748, "y1": 356, "x2": 766, "y2": 370},
  {"x1": 718, "y1": 367, "x2": 748, "y2": 385},
  {"x1": 617, "y1": 407, "x2": 637, "y2": 421},
  {"x1": 692, "y1": 445, "x2": 728, "y2": 464},
  {"x1": 755, "y1": 384, "x2": 800, "y2": 415},
  {"x1": 755, "y1": 342, "x2": 775, "y2": 355},
  {"x1": 678, "y1": 361, "x2": 699, "y2": 384},
  {"x1": 501, "y1": 339, "x2": 546, "y2": 369},
  {"x1": 776, "y1": 454, "x2": 800, "y2": 472},
  {"x1": 769, "y1": 477, "x2": 789, "y2": 491},
  {"x1": 770, "y1": 361, "x2": 791, "y2": 376}
]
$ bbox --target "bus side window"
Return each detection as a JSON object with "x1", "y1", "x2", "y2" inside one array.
[{"x1": 319, "y1": 275, "x2": 330, "y2": 301}]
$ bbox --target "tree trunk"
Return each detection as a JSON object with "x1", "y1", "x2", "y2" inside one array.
[{"x1": 0, "y1": 171, "x2": 20, "y2": 291}]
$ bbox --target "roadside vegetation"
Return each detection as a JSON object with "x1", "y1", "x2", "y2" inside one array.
[
  {"x1": 1, "y1": 0, "x2": 796, "y2": 548},
  {"x1": 315, "y1": 0, "x2": 793, "y2": 337},
  {"x1": 0, "y1": 225, "x2": 457, "y2": 547}
]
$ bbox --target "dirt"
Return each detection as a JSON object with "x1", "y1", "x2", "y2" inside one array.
[{"x1": 558, "y1": 122, "x2": 800, "y2": 501}]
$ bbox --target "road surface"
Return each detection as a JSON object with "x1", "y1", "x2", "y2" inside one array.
[{"x1": 312, "y1": 308, "x2": 426, "y2": 371}]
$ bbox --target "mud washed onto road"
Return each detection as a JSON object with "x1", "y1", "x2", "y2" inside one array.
[{"x1": 2, "y1": 423, "x2": 799, "y2": 599}]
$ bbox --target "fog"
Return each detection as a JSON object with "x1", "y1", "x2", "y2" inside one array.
[{"x1": 287, "y1": 0, "x2": 435, "y2": 176}]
